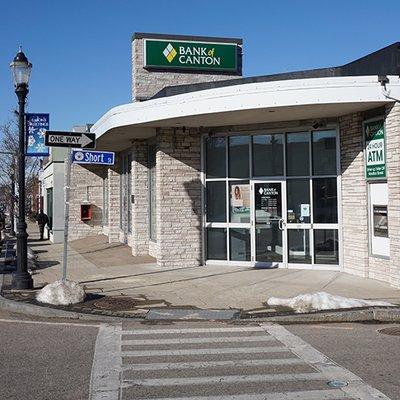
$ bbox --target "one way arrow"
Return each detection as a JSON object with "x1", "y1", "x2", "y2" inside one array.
[
  {"x1": 45, "y1": 131, "x2": 96, "y2": 149},
  {"x1": 80, "y1": 133, "x2": 94, "y2": 148}
]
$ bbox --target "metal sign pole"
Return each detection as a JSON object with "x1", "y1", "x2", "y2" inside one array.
[{"x1": 62, "y1": 148, "x2": 72, "y2": 281}]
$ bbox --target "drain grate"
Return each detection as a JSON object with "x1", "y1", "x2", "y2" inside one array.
[
  {"x1": 327, "y1": 380, "x2": 348, "y2": 388},
  {"x1": 93, "y1": 296, "x2": 139, "y2": 311},
  {"x1": 377, "y1": 326, "x2": 400, "y2": 336}
]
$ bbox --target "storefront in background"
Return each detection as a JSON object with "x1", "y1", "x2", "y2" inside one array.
[{"x1": 65, "y1": 33, "x2": 400, "y2": 289}]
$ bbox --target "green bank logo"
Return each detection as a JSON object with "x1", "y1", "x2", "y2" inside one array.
[
  {"x1": 163, "y1": 43, "x2": 177, "y2": 63},
  {"x1": 145, "y1": 39, "x2": 238, "y2": 72}
]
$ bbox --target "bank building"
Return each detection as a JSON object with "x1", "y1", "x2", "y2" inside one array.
[{"x1": 41, "y1": 33, "x2": 400, "y2": 288}]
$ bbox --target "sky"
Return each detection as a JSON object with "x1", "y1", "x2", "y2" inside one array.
[{"x1": 1, "y1": 0, "x2": 399, "y2": 131}]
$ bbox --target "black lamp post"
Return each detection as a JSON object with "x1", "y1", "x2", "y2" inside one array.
[{"x1": 10, "y1": 48, "x2": 33, "y2": 290}]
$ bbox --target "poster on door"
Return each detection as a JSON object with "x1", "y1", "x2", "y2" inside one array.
[{"x1": 231, "y1": 184, "x2": 250, "y2": 222}]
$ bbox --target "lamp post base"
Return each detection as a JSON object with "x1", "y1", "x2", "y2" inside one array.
[{"x1": 11, "y1": 271, "x2": 33, "y2": 290}]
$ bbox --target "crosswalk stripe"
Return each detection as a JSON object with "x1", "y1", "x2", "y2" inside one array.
[
  {"x1": 121, "y1": 372, "x2": 326, "y2": 387},
  {"x1": 122, "y1": 358, "x2": 305, "y2": 371},
  {"x1": 122, "y1": 335, "x2": 275, "y2": 345},
  {"x1": 121, "y1": 327, "x2": 264, "y2": 335},
  {"x1": 141, "y1": 389, "x2": 350, "y2": 400},
  {"x1": 121, "y1": 346, "x2": 288, "y2": 357}
]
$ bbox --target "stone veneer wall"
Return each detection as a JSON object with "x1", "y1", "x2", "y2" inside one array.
[
  {"x1": 340, "y1": 112, "x2": 369, "y2": 277},
  {"x1": 155, "y1": 128, "x2": 202, "y2": 267},
  {"x1": 132, "y1": 38, "x2": 242, "y2": 101},
  {"x1": 68, "y1": 163, "x2": 106, "y2": 241},
  {"x1": 340, "y1": 104, "x2": 400, "y2": 288},
  {"x1": 131, "y1": 140, "x2": 149, "y2": 256},
  {"x1": 385, "y1": 102, "x2": 400, "y2": 288}
]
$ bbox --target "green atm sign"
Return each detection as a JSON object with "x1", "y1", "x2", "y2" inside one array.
[
  {"x1": 364, "y1": 119, "x2": 386, "y2": 180},
  {"x1": 144, "y1": 39, "x2": 239, "y2": 72}
]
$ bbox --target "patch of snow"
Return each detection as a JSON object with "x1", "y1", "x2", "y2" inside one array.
[
  {"x1": 266, "y1": 291, "x2": 393, "y2": 313},
  {"x1": 36, "y1": 280, "x2": 85, "y2": 306}
]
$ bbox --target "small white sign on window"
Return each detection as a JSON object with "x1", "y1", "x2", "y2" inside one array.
[{"x1": 300, "y1": 204, "x2": 310, "y2": 217}]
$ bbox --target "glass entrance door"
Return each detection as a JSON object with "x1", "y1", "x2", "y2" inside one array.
[{"x1": 253, "y1": 181, "x2": 285, "y2": 266}]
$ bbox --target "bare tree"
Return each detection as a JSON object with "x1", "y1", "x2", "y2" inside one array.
[{"x1": 0, "y1": 117, "x2": 40, "y2": 230}]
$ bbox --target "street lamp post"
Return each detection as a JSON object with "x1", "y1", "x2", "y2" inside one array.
[{"x1": 10, "y1": 48, "x2": 33, "y2": 290}]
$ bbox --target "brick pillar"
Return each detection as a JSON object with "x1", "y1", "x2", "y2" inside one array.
[
  {"x1": 156, "y1": 128, "x2": 202, "y2": 267},
  {"x1": 386, "y1": 103, "x2": 400, "y2": 288},
  {"x1": 107, "y1": 164, "x2": 120, "y2": 243},
  {"x1": 131, "y1": 140, "x2": 149, "y2": 256},
  {"x1": 340, "y1": 113, "x2": 369, "y2": 277}
]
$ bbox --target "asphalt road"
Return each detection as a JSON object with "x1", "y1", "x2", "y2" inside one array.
[
  {"x1": 0, "y1": 308, "x2": 399, "y2": 400},
  {"x1": 286, "y1": 323, "x2": 400, "y2": 400},
  {"x1": 0, "y1": 310, "x2": 99, "y2": 400}
]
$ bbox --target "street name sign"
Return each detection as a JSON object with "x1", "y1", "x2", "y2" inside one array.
[
  {"x1": 72, "y1": 150, "x2": 115, "y2": 165},
  {"x1": 45, "y1": 130, "x2": 96, "y2": 149}
]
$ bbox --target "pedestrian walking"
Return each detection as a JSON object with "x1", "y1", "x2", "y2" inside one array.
[{"x1": 36, "y1": 210, "x2": 49, "y2": 240}]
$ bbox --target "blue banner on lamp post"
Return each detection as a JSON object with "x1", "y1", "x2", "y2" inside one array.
[{"x1": 25, "y1": 113, "x2": 49, "y2": 156}]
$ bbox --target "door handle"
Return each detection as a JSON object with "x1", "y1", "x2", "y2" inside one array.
[{"x1": 278, "y1": 218, "x2": 285, "y2": 231}]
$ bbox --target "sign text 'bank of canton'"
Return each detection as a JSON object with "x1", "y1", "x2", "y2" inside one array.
[{"x1": 144, "y1": 39, "x2": 239, "y2": 73}]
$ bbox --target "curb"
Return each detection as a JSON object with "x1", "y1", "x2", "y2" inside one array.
[
  {"x1": 0, "y1": 275, "x2": 144, "y2": 323},
  {"x1": 1, "y1": 275, "x2": 400, "y2": 324}
]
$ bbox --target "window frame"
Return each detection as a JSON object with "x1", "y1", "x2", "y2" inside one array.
[{"x1": 202, "y1": 126, "x2": 341, "y2": 268}]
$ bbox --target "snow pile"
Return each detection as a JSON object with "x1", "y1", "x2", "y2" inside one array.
[
  {"x1": 266, "y1": 291, "x2": 393, "y2": 313},
  {"x1": 36, "y1": 280, "x2": 85, "y2": 305}
]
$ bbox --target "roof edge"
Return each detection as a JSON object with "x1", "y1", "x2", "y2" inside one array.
[{"x1": 132, "y1": 32, "x2": 243, "y2": 44}]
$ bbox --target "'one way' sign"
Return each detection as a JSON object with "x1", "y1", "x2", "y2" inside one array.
[{"x1": 45, "y1": 130, "x2": 96, "y2": 149}]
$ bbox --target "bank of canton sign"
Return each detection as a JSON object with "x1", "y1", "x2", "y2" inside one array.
[
  {"x1": 144, "y1": 39, "x2": 238, "y2": 72},
  {"x1": 364, "y1": 119, "x2": 386, "y2": 180}
]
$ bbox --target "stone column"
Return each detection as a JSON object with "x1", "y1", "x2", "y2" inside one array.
[
  {"x1": 107, "y1": 163, "x2": 120, "y2": 243},
  {"x1": 156, "y1": 128, "x2": 202, "y2": 267},
  {"x1": 131, "y1": 140, "x2": 149, "y2": 256},
  {"x1": 339, "y1": 112, "x2": 369, "y2": 277},
  {"x1": 386, "y1": 102, "x2": 400, "y2": 288}
]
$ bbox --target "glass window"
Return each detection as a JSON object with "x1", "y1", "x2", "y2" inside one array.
[
  {"x1": 286, "y1": 132, "x2": 310, "y2": 176},
  {"x1": 287, "y1": 179, "x2": 310, "y2": 223},
  {"x1": 255, "y1": 223, "x2": 283, "y2": 262},
  {"x1": 149, "y1": 144, "x2": 157, "y2": 240},
  {"x1": 206, "y1": 182, "x2": 226, "y2": 222},
  {"x1": 229, "y1": 136, "x2": 249, "y2": 178},
  {"x1": 314, "y1": 229, "x2": 339, "y2": 264},
  {"x1": 207, "y1": 228, "x2": 227, "y2": 260},
  {"x1": 206, "y1": 137, "x2": 226, "y2": 178},
  {"x1": 252, "y1": 134, "x2": 283, "y2": 176},
  {"x1": 46, "y1": 188, "x2": 53, "y2": 230},
  {"x1": 313, "y1": 178, "x2": 338, "y2": 223},
  {"x1": 229, "y1": 228, "x2": 251, "y2": 261},
  {"x1": 288, "y1": 229, "x2": 311, "y2": 264},
  {"x1": 230, "y1": 181, "x2": 250, "y2": 223},
  {"x1": 312, "y1": 130, "x2": 337, "y2": 175}
]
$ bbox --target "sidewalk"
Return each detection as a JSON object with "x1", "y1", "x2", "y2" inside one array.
[{"x1": 27, "y1": 224, "x2": 400, "y2": 314}]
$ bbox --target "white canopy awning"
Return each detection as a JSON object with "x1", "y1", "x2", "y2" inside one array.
[{"x1": 91, "y1": 75, "x2": 400, "y2": 150}]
